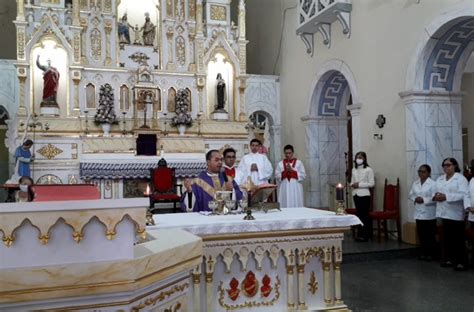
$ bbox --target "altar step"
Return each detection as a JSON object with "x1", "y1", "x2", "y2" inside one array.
[{"x1": 342, "y1": 232, "x2": 418, "y2": 264}]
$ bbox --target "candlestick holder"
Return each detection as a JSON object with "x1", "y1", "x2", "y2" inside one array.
[
  {"x1": 197, "y1": 112, "x2": 203, "y2": 136},
  {"x1": 335, "y1": 200, "x2": 346, "y2": 215},
  {"x1": 144, "y1": 185, "x2": 155, "y2": 225},
  {"x1": 162, "y1": 112, "x2": 169, "y2": 136},
  {"x1": 121, "y1": 111, "x2": 127, "y2": 135},
  {"x1": 84, "y1": 110, "x2": 89, "y2": 135}
]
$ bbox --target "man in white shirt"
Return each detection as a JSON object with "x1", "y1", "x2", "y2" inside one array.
[
  {"x1": 237, "y1": 139, "x2": 273, "y2": 186},
  {"x1": 275, "y1": 145, "x2": 306, "y2": 208}
]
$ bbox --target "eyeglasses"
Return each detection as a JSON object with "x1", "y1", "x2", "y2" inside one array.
[{"x1": 442, "y1": 163, "x2": 453, "y2": 168}]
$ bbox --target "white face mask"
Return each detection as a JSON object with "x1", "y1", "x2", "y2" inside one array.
[
  {"x1": 356, "y1": 159, "x2": 364, "y2": 166},
  {"x1": 19, "y1": 184, "x2": 29, "y2": 192}
]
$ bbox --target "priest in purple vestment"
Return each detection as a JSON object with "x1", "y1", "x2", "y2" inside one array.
[{"x1": 181, "y1": 149, "x2": 243, "y2": 212}]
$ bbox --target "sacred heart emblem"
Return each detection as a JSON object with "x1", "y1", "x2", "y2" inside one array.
[
  {"x1": 241, "y1": 271, "x2": 259, "y2": 297},
  {"x1": 260, "y1": 274, "x2": 273, "y2": 297},
  {"x1": 227, "y1": 278, "x2": 240, "y2": 301}
]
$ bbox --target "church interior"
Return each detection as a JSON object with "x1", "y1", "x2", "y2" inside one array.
[{"x1": 0, "y1": 0, "x2": 473, "y2": 311}]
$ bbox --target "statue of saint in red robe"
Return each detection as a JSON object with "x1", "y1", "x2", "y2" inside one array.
[{"x1": 36, "y1": 55, "x2": 60, "y2": 106}]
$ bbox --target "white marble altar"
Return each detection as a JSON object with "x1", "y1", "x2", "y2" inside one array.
[
  {"x1": 0, "y1": 198, "x2": 203, "y2": 311},
  {"x1": 150, "y1": 207, "x2": 361, "y2": 311}
]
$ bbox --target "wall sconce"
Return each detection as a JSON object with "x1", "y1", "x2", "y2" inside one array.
[
  {"x1": 376, "y1": 114, "x2": 386, "y2": 128},
  {"x1": 374, "y1": 134, "x2": 383, "y2": 140}
]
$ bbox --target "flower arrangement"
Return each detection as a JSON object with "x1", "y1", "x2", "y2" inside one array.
[
  {"x1": 94, "y1": 83, "x2": 117, "y2": 124},
  {"x1": 171, "y1": 88, "x2": 193, "y2": 127}
]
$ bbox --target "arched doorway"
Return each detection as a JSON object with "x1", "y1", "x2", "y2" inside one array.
[
  {"x1": 303, "y1": 61, "x2": 360, "y2": 208},
  {"x1": 401, "y1": 13, "x2": 473, "y2": 208}
]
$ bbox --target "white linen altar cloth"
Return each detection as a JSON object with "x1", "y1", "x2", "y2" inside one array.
[{"x1": 150, "y1": 207, "x2": 361, "y2": 235}]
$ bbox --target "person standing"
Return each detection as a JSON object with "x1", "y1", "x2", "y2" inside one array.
[
  {"x1": 433, "y1": 157, "x2": 469, "y2": 271},
  {"x1": 223, "y1": 147, "x2": 238, "y2": 181},
  {"x1": 15, "y1": 140, "x2": 34, "y2": 178},
  {"x1": 275, "y1": 145, "x2": 306, "y2": 208},
  {"x1": 181, "y1": 150, "x2": 242, "y2": 212},
  {"x1": 409, "y1": 164, "x2": 437, "y2": 260},
  {"x1": 237, "y1": 139, "x2": 273, "y2": 186},
  {"x1": 465, "y1": 178, "x2": 474, "y2": 236},
  {"x1": 350, "y1": 151, "x2": 375, "y2": 242}
]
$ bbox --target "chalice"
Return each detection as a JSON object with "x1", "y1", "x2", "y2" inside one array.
[{"x1": 208, "y1": 200, "x2": 219, "y2": 215}]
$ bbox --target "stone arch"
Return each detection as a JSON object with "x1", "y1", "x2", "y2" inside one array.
[
  {"x1": 302, "y1": 60, "x2": 359, "y2": 208},
  {"x1": 401, "y1": 6, "x2": 473, "y2": 223}
]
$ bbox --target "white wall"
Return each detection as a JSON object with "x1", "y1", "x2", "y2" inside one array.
[{"x1": 246, "y1": 0, "x2": 471, "y2": 224}]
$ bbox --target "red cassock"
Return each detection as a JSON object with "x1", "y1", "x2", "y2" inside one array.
[
  {"x1": 224, "y1": 167, "x2": 236, "y2": 179},
  {"x1": 281, "y1": 159, "x2": 298, "y2": 181}
]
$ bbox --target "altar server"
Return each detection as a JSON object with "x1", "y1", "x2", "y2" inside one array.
[
  {"x1": 433, "y1": 157, "x2": 469, "y2": 271},
  {"x1": 275, "y1": 145, "x2": 306, "y2": 208},
  {"x1": 408, "y1": 164, "x2": 437, "y2": 260},
  {"x1": 181, "y1": 150, "x2": 242, "y2": 212},
  {"x1": 223, "y1": 147, "x2": 238, "y2": 181},
  {"x1": 15, "y1": 139, "x2": 34, "y2": 178},
  {"x1": 237, "y1": 139, "x2": 273, "y2": 186}
]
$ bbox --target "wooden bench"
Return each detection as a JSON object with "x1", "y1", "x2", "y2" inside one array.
[{"x1": 30, "y1": 184, "x2": 101, "y2": 202}]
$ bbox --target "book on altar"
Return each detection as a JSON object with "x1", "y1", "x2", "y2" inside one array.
[{"x1": 249, "y1": 183, "x2": 277, "y2": 205}]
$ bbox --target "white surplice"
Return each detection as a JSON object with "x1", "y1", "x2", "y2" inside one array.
[
  {"x1": 237, "y1": 152, "x2": 273, "y2": 186},
  {"x1": 275, "y1": 159, "x2": 306, "y2": 208}
]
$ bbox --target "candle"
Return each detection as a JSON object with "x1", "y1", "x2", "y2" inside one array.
[
  {"x1": 144, "y1": 184, "x2": 151, "y2": 196},
  {"x1": 336, "y1": 183, "x2": 344, "y2": 201}
]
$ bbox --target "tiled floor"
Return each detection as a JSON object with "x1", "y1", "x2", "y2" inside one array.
[{"x1": 341, "y1": 232, "x2": 474, "y2": 312}]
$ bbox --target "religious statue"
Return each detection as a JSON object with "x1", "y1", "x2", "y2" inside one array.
[
  {"x1": 215, "y1": 73, "x2": 226, "y2": 111},
  {"x1": 94, "y1": 84, "x2": 117, "y2": 124},
  {"x1": 141, "y1": 13, "x2": 156, "y2": 46},
  {"x1": 133, "y1": 25, "x2": 141, "y2": 44},
  {"x1": 118, "y1": 13, "x2": 132, "y2": 44},
  {"x1": 171, "y1": 89, "x2": 192, "y2": 127},
  {"x1": 36, "y1": 55, "x2": 60, "y2": 106}
]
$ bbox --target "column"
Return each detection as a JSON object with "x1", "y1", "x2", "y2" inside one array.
[
  {"x1": 400, "y1": 90, "x2": 463, "y2": 222},
  {"x1": 286, "y1": 265, "x2": 295, "y2": 309},
  {"x1": 322, "y1": 247, "x2": 333, "y2": 307},
  {"x1": 192, "y1": 265, "x2": 201, "y2": 311},
  {"x1": 347, "y1": 103, "x2": 361, "y2": 153},
  {"x1": 205, "y1": 255, "x2": 215, "y2": 312},
  {"x1": 297, "y1": 251, "x2": 307, "y2": 310},
  {"x1": 72, "y1": 0, "x2": 80, "y2": 26},
  {"x1": 17, "y1": 0, "x2": 25, "y2": 22},
  {"x1": 238, "y1": 78, "x2": 246, "y2": 121},
  {"x1": 302, "y1": 117, "x2": 320, "y2": 207},
  {"x1": 72, "y1": 77, "x2": 81, "y2": 116},
  {"x1": 333, "y1": 246, "x2": 343, "y2": 305},
  {"x1": 17, "y1": 76, "x2": 27, "y2": 116}
]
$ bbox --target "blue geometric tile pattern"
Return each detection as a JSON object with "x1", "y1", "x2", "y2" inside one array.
[
  {"x1": 423, "y1": 18, "x2": 474, "y2": 91},
  {"x1": 80, "y1": 161, "x2": 207, "y2": 179},
  {"x1": 318, "y1": 71, "x2": 348, "y2": 117}
]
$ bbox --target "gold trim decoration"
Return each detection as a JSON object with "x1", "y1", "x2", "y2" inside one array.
[
  {"x1": 308, "y1": 271, "x2": 318, "y2": 295},
  {"x1": 210, "y1": 5, "x2": 226, "y2": 21},
  {"x1": 1, "y1": 208, "x2": 146, "y2": 247},
  {"x1": 37, "y1": 143, "x2": 64, "y2": 160},
  {"x1": 218, "y1": 276, "x2": 281, "y2": 310},
  {"x1": 202, "y1": 228, "x2": 347, "y2": 242},
  {"x1": 130, "y1": 283, "x2": 189, "y2": 312}
]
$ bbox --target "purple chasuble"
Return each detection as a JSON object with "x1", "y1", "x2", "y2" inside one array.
[{"x1": 180, "y1": 171, "x2": 243, "y2": 212}]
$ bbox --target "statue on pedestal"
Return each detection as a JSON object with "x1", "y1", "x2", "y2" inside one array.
[
  {"x1": 215, "y1": 73, "x2": 226, "y2": 112},
  {"x1": 118, "y1": 13, "x2": 132, "y2": 44},
  {"x1": 141, "y1": 13, "x2": 156, "y2": 46},
  {"x1": 36, "y1": 55, "x2": 60, "y2": 107}
]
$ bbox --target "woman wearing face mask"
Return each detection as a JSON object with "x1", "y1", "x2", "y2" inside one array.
[
  {"x1": 409, "y1": 164, "x2": 437, "y2": 261},
  {"x1": 351, "y1": 151, "x2": 375, "y2": 242},
  {"x1": 16, "y1": 176, "x2": 33, "y2": 202},
  {"x1": 433, "y1": 157, "x2": 469, "y2": 271}
]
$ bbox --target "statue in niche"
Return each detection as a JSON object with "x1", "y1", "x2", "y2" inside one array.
[
  {"x1": 215, "y1": 73, "x2": 227, "y2": 112},
  {"x1": 36, "y1": 55, "x2": 60, "y2": 106},
  {"x1": 118, "y1": 13, "x2": 132, "y2": 44},
  {"x1": 141, "y1": 13, "x2": 156, "y2": 46}
]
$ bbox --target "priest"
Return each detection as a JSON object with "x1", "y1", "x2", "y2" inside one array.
[
  {"x1": 181, "y1": 150, "x2": 242, "y2": 212},
  {"x1": 275, "y1": 145, "x2": 306, "y2": 208},
  {"x1": 237, "y1": 139, "x2": 273, "y2": 186}
]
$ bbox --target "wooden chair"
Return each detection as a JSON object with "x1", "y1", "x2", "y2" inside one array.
[
  {"x1": 369, "y1": 178, "x2": 401, "y2": 242},
  {"x1": 149, "y1": 158, "x2": 181, "y2": 213}
]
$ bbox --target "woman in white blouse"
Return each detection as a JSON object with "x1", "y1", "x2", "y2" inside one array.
[
  {"x1": 433, "y1": 157, "x2": 469, "y2": 271},
  {"x1": 350, "y1": 151, "x2": 375, "y2": 242},
  {"x1": 465, "y1": 179, "x2": 474, "y2": 229},
  {"x1": 408, "y1": 164, "x2": 436, "y2": 261}
]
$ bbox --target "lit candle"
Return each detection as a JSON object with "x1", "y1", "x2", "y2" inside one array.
[
  {"x1": 336, "y1": 183, "x2": 344, "y2": 201},
  {"x1": 144, "y1": 184, "x2": 151, "y2": 196}
]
